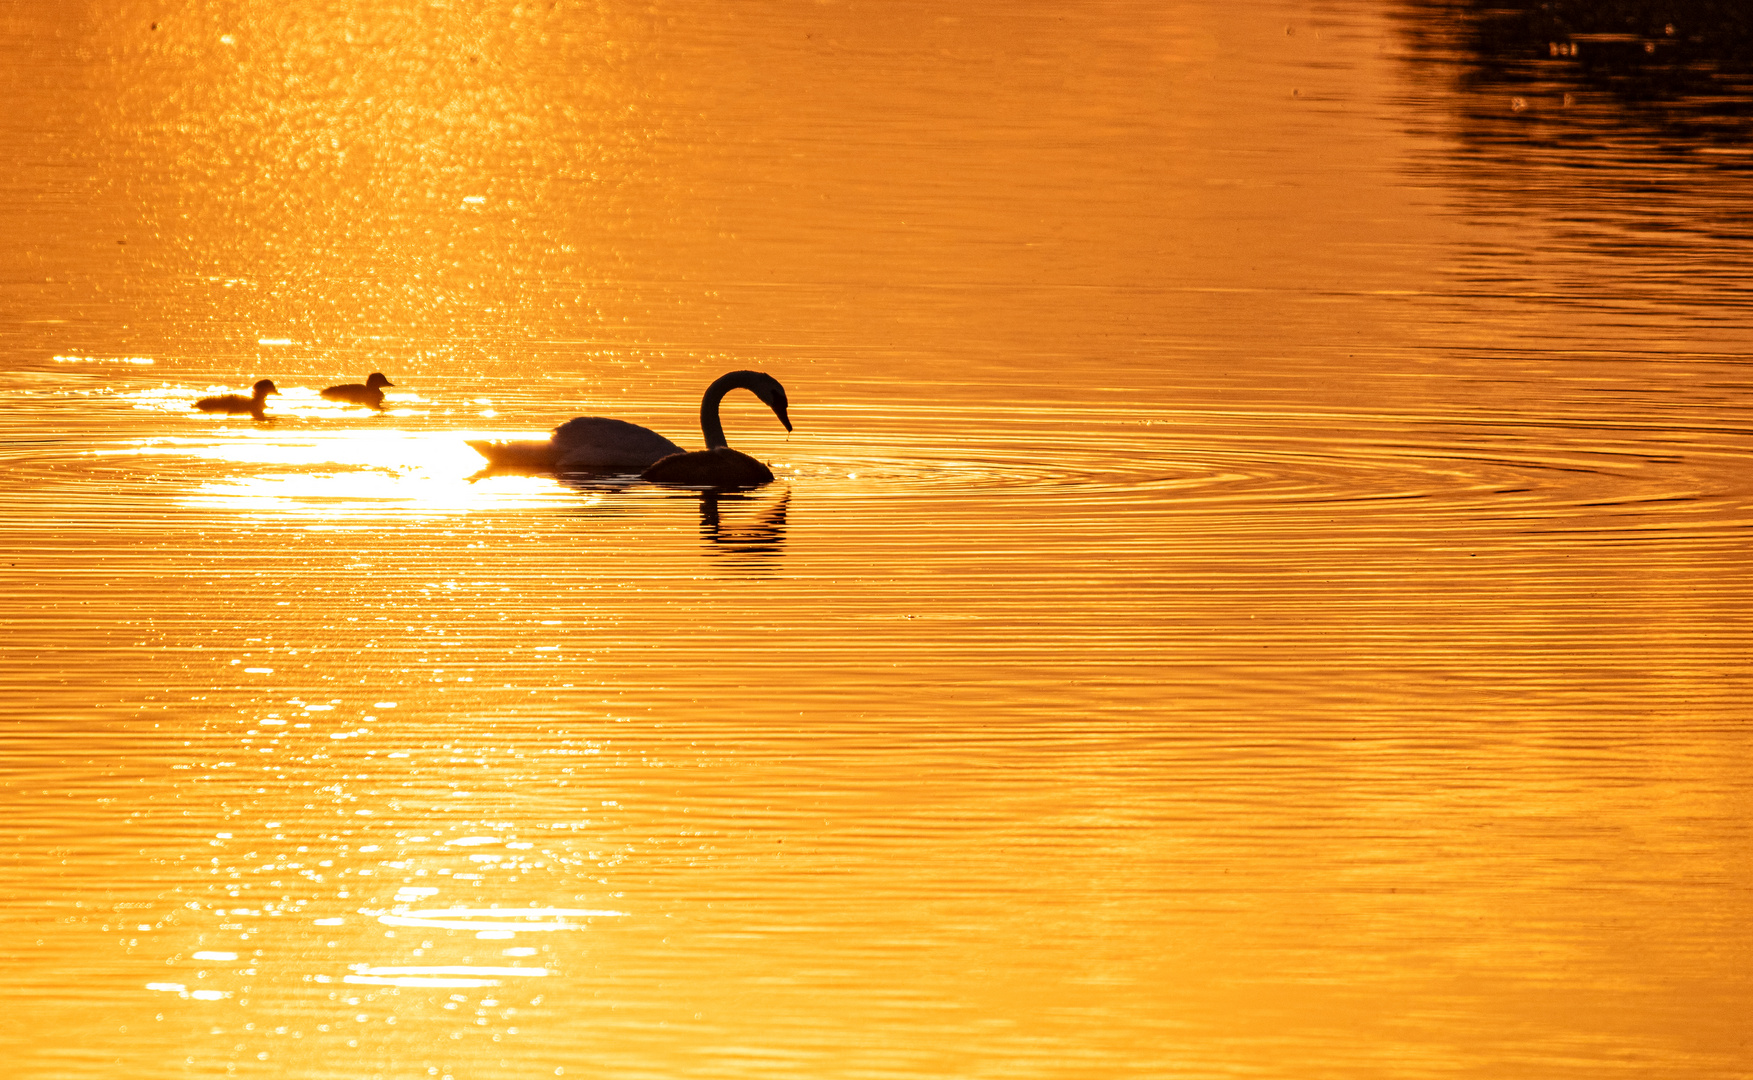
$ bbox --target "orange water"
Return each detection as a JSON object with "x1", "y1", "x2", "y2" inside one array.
[{"x1": 3, "y1": 1, "x2": 1752, "y2": 1077}]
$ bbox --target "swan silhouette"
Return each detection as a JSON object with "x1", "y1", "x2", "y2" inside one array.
[
  {"x1": 469, "y1": 370, "x2": 791, "y2": 485},
  {"x1": 641, "y1": 371, "x2": 790, "y2": 487},
  {"x1": 195, "y1": 379, "x2": 278, "y2": 419},
  {"x1": 321, "y1": 372, "x2": 394, "y2": 409}
]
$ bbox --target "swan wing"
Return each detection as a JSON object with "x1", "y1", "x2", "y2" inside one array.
[{"x1": 551, "y1": 416, "x2": 683, "y2": 471}]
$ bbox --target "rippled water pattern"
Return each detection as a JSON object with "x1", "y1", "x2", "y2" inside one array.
[{"x1": 4, "y1": 1, "x2": 1753, "y2": 1078}]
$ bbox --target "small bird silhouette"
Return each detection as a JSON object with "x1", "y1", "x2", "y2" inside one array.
[
  {"x1": 195, "y1": 379, "x2": 278, "y2": 420},
  {"x1": 321, "y1": 372, "x2": 395, "y2": 409}
]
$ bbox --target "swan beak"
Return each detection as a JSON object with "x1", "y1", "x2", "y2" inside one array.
[{"x1": 777, "y1": 407, "x2": 793, "y2": 433}]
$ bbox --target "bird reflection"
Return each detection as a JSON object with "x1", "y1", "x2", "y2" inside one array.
[
  {"x1": 697, "y1": 489, "x2": 788, "y2": 556},
  {"x1": 552, "y1": 472, "x2": 643, "y2": 496},
  {"x1": 480, "y1": 461, "x2": 790, "y2": 556}
]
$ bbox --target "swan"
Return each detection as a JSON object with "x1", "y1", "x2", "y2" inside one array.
[
  {"x1": 195, "y1": 379, "x2": 278, "y2": 419},
  {"x1": 641, "y1": 370, "x2": 791, "y2": 488},
  {"x1": 468, "y1": 370, "x2": 791, "y2": 482},
  {"x1": 321, "y1": 372, "x2": 394, "y2": 409}
]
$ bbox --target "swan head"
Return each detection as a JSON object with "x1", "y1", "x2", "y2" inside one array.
[
  {"x1": 365, "y1": 372, "x2": 394, "y2": 389},
  {"x1": 742, "y1": 371, "x2": 792, "y2": 432},
  {"x1": 253, "y1": 379, "x2": 279, "y2": 397},
  {"x1": 700, "y1": 370, "x2": 793, "y2": 449}
]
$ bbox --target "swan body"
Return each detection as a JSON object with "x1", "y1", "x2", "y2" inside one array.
[
  {"x1": 468, "y1": 370, "x2": 790, "y2": 484},
  {"x1": 468, "y1": 417, "x2": 682, "y2": 473},
  {"x1": 321, "y1": 372, "x2": 394, "y2": 409},
  {"x1": 195, "y1": 379, "x2": 278, "y2": 419},
  {"x1": 639, "y1": 370, "x2": 791, "y2": 489},
  {"x1": 552, "y1": 417, "x2": 684, "y2": 471}
]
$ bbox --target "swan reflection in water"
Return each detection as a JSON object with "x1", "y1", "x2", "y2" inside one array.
[
  {"x1": 551, "y1": 473, "x2": 790, "y2": 557},
  {"x1": 696, "y1": 489, "x2": 789, "y2": 556}
]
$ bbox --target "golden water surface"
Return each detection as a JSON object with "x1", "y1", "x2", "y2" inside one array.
[{"x1": 2, "y1": 1, "x2": 1751, "y2": 1077}]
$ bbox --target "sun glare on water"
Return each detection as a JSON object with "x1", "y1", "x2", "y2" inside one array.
[{"x1": 109, "y1": 407, "x2": 570, "y2": 516}]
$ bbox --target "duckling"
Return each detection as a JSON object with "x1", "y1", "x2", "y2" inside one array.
[
  {"x1": 321, "y1": 372, "x2": 394, "y2": 409},
  {"x1": 195, "y1": 379, "x2": 278, "y2": 420}
]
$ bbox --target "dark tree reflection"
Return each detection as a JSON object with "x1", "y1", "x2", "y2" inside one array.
[
  {"x1": 1393, "y1": 0, "x2": 1753, "y2": 333},
  {"x1": 1399, "y1": 0, "x2": 1753, "y2": 154}
]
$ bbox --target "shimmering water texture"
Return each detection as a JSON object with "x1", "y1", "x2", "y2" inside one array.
[{"x1": 4, "y1": 1, "x2": 1753, "y2": 1078}]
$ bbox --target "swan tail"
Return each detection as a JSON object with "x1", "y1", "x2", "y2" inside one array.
[{"x1": 467, "y1": 439, "x2": 558, "y2": 470}]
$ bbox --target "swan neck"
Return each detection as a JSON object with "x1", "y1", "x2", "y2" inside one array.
[{"x1": 699, "y1": 374, "x2": 740, "y2": 449}]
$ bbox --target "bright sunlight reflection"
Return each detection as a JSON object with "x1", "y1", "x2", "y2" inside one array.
[
  {"x1": 103, "y1": 384, "x2": 577, "y2": 515},
  {"x1": 120, "y1": 430, "x2": 571, "y2": 516}
]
